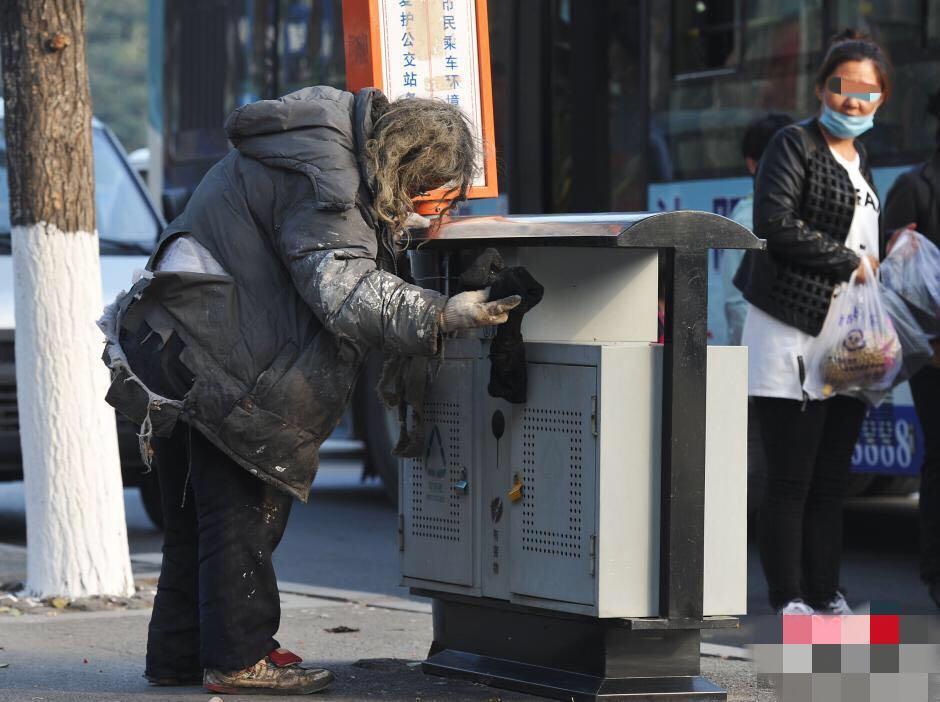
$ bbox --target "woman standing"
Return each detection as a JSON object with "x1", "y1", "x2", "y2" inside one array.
[
  {"x1": 735, "y1": 30, "x2": 891, "y2": 615},
  {"x1": 883, "y1": 90, "x2": 940, "y2": 608}
]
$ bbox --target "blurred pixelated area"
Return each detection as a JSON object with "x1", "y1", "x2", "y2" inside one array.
[{"x1": 752, "y1": 609, "x2": 940, "y2": 700}]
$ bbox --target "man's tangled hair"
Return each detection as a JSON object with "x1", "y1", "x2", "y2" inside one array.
[{"x1": 365, "y1": 97, "x2": 479, "y2": 232}]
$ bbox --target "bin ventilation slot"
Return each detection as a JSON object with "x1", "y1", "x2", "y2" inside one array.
[
  {"x1": 521, "y1": 407, "x2": 584, "y2": 558},
  {"x1": 410, "y1": 401, "x2": 464, "y2": 542}
]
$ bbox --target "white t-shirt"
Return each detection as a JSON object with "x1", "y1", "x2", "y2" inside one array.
[{"x1": 742, "y1": 146, "x2": 880, "y2": 400}]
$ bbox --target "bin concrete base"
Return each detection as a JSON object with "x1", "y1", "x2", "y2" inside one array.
[{"x1": 420, "y1": 594, "x2": 730, "y2": 701}]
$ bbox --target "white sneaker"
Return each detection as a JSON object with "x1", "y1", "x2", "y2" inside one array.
[
  {"x1": 825, "y1": 591, "x2": 853, "y2": 615},
  {"x1": 779, "y1": 598, "x2": 814, "y2": 615}
]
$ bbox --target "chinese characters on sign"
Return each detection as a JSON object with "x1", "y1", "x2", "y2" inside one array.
[{"x1": 378, "y1": 0, "x2": 485, "y2": 186}]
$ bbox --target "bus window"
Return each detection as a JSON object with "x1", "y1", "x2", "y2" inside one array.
[
  {"x1": 164, "y1": 0, "x2": 273, "y2": 165},
  {"x1": 543, "y1": 0, "x2": 647, "y2": 213},
  {"x1": 743, "y1": 0, "x2": 822, "y2": 64},
  {"x1": 865, "y1": 57, "x2": 940, "y2": 168},
  {"x1": 278, "y1": 0, "x2": 346, "y2": 95},
  {"x1": 827, "y1": 0, "x2": 940, "y2": 169},
  {"x1": 831, "y1": 0, "x2": 922, "y2": 47},
  {"x1": 608, "y1": 0, "x2": 646, "y2": 212},
  {"x1": 672, "y1": 0, "x2": 741, "y2": 78},
  {"x1": 548, "y1": 0, "x2": 573, "y2": 212},
  {"x1": 650, "y1": 1, "x2": 822, "y2": 182}
]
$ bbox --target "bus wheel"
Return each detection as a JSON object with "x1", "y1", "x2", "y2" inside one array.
[{"x1": 353, "y1": 351, "x2": 400, "y2": 507}]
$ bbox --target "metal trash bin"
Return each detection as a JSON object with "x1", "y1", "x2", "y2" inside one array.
[{"x1": 399, "y1": 211, "x2": 763, "y2": 701}]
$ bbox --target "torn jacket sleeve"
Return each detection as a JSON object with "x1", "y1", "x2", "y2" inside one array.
[{"x1": 276, "y1": 202, "x2": 446, "y2": 356}]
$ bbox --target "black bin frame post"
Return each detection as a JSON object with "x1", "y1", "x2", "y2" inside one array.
[
  {"x1": 406, "y1": 211, "x2": 765, "y2": 702},
  {"x1": 659, "y1": 245, "x2": 709, "y2": 622}
]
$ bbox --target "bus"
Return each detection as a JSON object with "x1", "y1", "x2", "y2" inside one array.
[{"x1": 147, "y1": 0, "x2": 940, "y2": 498}]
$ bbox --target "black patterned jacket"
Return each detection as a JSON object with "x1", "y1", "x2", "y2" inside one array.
[{"x1": 734, "y1": 117, "x2": 884, "y2": 336}]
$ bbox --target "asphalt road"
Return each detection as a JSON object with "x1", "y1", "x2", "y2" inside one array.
[
  {"x1": 0, "y1": 456, "x2": 408, "y2": 596},
  {"x1": 0, "y1": 456, "x2": 933, "y2": 647}
]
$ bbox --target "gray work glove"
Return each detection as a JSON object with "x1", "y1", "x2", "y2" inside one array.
[
  {"x1": 440, "y1": 288, "x2": 522, "y2": 332},
  {"x1": 404, "y1": 212, "x2": 432, "y2": 229}
]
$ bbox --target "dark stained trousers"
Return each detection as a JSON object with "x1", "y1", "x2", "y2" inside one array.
[
  {"x1": 754, "y1": 395, "x2": 867, "y2": 611},
  {"x1": 123, "y1": 324, "x2": 293, "y2": 676},
  {"x1": 910, "y1": 366, "x2": 940, "y2": 584}
]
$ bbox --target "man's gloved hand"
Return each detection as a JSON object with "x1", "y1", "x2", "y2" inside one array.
[
  {"x1": 404, "y1": 212, "x2": 432, "y2": 229},
  {"x1": 440, "y1": 288, "x2": 521, "y2": 332}
]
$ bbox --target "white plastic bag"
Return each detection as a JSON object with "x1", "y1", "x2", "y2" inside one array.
[
  {"x1": 804, "y1": 257, "x2": 902, "y2": 402},
  {"x1": 880, "y1": 230, "x2": 940, "y2": 335}
]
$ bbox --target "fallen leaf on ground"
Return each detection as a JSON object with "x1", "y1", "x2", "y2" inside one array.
[{"x1": 324, "y1": 625, "x2": 359, "y2": 634}]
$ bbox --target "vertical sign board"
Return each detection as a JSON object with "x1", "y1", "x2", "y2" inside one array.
[{"x1": 342, "y1": 0, "x2": 498, "y2": 199}]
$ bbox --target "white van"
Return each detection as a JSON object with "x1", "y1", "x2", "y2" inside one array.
[{"x1": 0, "y1": 102, "x2": 165, "y2": 526}]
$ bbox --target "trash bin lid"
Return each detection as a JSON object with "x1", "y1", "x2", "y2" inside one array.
[{"x1": 411, "y1": 211, "x2": 764, "y2": 252}]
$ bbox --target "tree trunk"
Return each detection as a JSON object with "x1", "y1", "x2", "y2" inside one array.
[{"x1": 0, "y1": 0, "x2": 134, "y2": 598}]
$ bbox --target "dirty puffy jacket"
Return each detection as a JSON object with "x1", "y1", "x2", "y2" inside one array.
[{"x1": 100, "y1": 86, "x2": 446, "y2": 501}]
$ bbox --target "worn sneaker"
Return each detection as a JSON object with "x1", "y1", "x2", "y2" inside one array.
[
  {"x1": 778, "y1": 598, "x2": 814, "y2": 615},
  {"x1": 204, "y1": 649, "x2": 334, "y2": 695},
  {"x1": 825, "y1": 591, "x2": 853, "y2": 615}
]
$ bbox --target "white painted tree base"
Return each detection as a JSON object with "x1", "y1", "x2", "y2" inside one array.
[{"x1": 11, "y1": 222, "x2": 134, "y2": 598}]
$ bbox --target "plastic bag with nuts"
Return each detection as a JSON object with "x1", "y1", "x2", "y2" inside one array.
[{"x1": 804, "y1": 257, "x2": 902, "y2": 404}]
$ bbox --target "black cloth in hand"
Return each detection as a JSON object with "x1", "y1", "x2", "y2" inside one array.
[
  {"x1": 459, "y1": 248, "x2": 544, "y2": 403},
  {"x1": 459, "y1": 248, "x2": 505, "y2": 289},
  {"x1": 487, "y1": 267, "x2": 544, "y2": 403}
]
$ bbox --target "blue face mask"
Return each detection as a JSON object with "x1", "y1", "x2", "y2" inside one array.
[{"x1": 819, "y1": 104, "x2": 876, "y2": 139}]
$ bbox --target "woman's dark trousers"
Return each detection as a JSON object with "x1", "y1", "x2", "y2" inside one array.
[
  {"x1": 123, "y1": 324, "x2": 294, "y2": 677},
  {"x1": 754, "y1": 395, "x2": 867, "y2": 610},
  {"x1": 910, "y1": 366, "x2": 940, "y2": 586}
]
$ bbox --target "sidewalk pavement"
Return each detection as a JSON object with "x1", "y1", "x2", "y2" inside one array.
[{"x1": 0, "y1": 547, "x2": 775, "y2": 701}]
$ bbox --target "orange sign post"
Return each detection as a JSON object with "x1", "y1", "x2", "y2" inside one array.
[{"x1": 342, "y1": 0, "x2": 498, "y2": 208}]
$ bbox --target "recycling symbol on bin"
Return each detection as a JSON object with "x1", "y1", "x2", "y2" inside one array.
[{"x1": 424, "y1": 425, "x2": 447, "y2": 479}]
